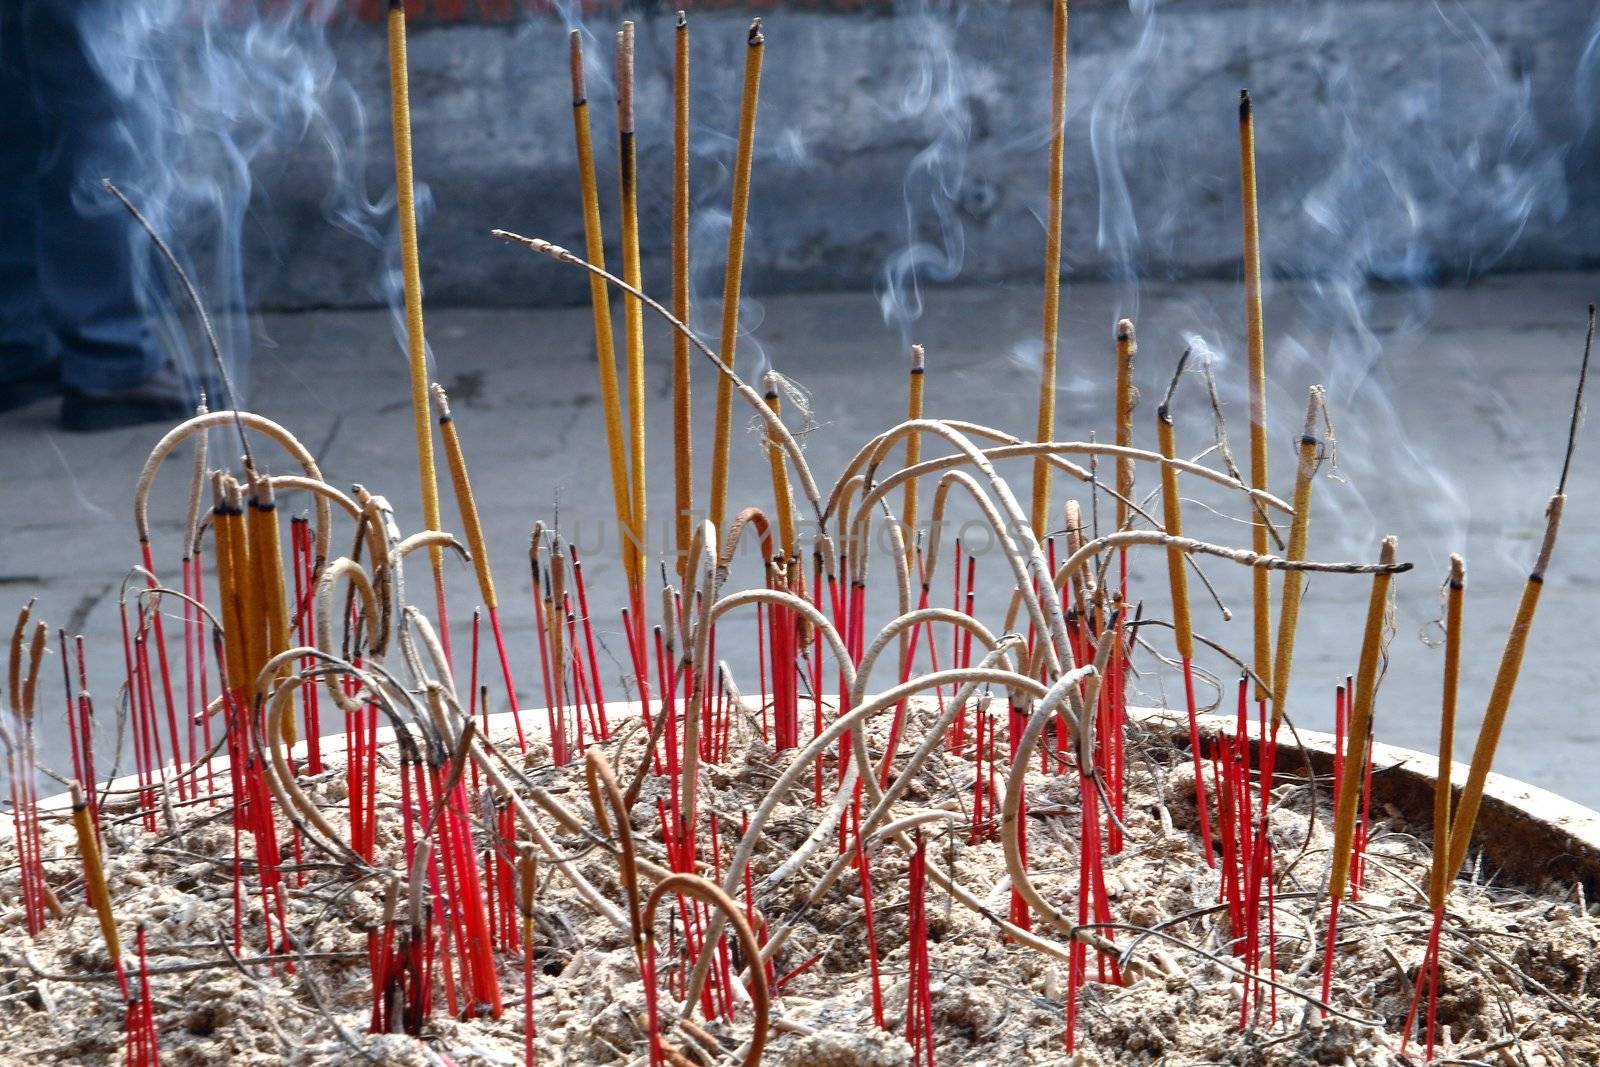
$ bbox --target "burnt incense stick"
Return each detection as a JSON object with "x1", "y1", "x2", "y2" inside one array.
[
  {"x1": 709, "y1": 20, "x2": 766, "y2": 538},
  {"x1": 71, "y1": 782, "x2": 121, "y2": 966},
  {"x1": 1444, "y1": 306, "x2": 1593, "y2": 882},
  {"x1": 248, "y1": 474, "x2": 293, "y2": 740},
  {"x1": 1030, "y1": 0, "x2": 1070, "y2": 537},
  {"x1": 673, "y1": 11, "x2": 693, "y2": 581},
  {"x1": 569, "y1": 31, "x2": 635, "y2": 601},
  {"x1": 1327, "y1": 536, "x2": 1397, "y2": 903},
  {"x1": 1268, "y1": 386, "x2": 1324, "y2": 731},
  {"x1": 1114, "y1": 320, "x2": 1136, "y2": 543},
  {"x1": 384, "y1": 0, "x2": 449, "y2": 635},
  {"x1": 1155, "y1": 350, "x2": 1215, "y2": 865},
  {"x1": 1239, "y1": 89, "x2": 1271, "y2": 705},
  {"x1": 617, "y1": 22, "x2": 648, "y2": 598},
  {"x1": 902, "y1": 345, "x2": 926, "y2": 565},
  {"x1": 1429, "y1": 554, "x2": 1465, "y2": 913},
  {"x1": 763, "y1": 376, "x2": 797, "y2": 562}
]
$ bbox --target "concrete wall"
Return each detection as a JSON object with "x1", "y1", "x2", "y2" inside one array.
[{"x1": 243, "y1": 0, "x2": 1600, "y2": 309}]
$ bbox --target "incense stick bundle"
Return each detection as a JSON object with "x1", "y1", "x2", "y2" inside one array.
[
  {"x1": 1030, "y1": 0, "x2": 1069, "y2": 536},
  {"x1": 1238, "y1": 89, "x2": 1271, "y2": 706},
  {"x1": 708, "y1": 20, "x2": 766, "y2": 537},
  {"x1": 672, "y1": 11, "x2": 693, "y2": 579},
  {"x1": 247, "y1": 474, "x2": 293, "y2": 741},
  {"x1": 569, "y1": 32, "x2": 636, "y2": 603}
]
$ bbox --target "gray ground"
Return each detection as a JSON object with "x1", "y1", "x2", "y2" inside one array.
[{"x1": 4, "y1": 271, "x2": 1598, "y2": 807}]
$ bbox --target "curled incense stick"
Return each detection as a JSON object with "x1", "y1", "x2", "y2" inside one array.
[
  {"x1": 1269, "y1": 385, "x2": 1325, "y2": 729},
  {"x1": 1429, "y1": 554, "x2": 1464, "y2": 914},
  {"x1": 672, "y1": 11, "x2": 693, "y2": 579},
  {"x1": 709, "y1": 20, "x2": 766, "y2": 537},
  {"x1": 1239, "y1": 89, "x2": 1272, "y2": 705},
  {"x1": 1328, "y1": 536, "x2": 1397, "y2": 902},
  {"x1": 71, "y1": 782, "x2": 120, "y2": 964},
  {"x1": 384, "y1": 0, "x2": 447, "y2": 602},
  {"x1": 1030, "y1": 0, "x2": 1070, "y2": 535},
  {"x1": 569, "y1": 30, "x2": 634, "y2": 594}
]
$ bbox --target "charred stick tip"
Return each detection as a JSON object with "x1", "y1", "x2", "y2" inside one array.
[
  {"x1": 1239, "y1": 88, "x2": 1252, "y2": 120},
  {"x1": 748, "y1": 18, "x2": 764, "y2": 46}
]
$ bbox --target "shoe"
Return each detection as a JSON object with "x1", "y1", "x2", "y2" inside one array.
[
  {"x1": 0, "y1": 356, "x2": 63, "y2": 414},
  {"x1": 59, "y1": 363, "x2": 211, "y2": 432}
]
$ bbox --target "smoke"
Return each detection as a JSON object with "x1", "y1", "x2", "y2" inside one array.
[
  {"x1": 875, "y1": 0, "x2": 972, "y2": 353},
  {"x1": 73, "y1": 1, "x2": 372, "y2": 401},
  {"x1": 1087, "y1": 0, "x2": 1159, "y2": 325}
]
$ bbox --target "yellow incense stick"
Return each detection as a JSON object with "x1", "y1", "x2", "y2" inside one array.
[
  {"x1": 1155, "y1": 363, "x2": 1193, "y2": 664},
  {"x1": 70, "y1": 783, "x2": 119, "y2": 964},
  {"x1": 1029, "y1": 0, "x2": 1069, "y2": 537},
  {"x1": 763, "y1": 375, "x2": 797, "y2": 562},
  {"x1": 617, "y1": 22, "x2": 647, "y2": 596},
  {"x1": 569, "y1": 32, "x2": 634, "y2": 595},
  {"x1": 248, "y1": 475, "x2": 293, "y2": 743},
  {"x1": 519, "y1": 844, "x2": 537, "y2": 952},
  {"x1": 672, "y1": 11, "x2": 693, "y2": 580},
  {"x1": 1269, "y1": 386, "x2": 1324, "y2": 731},
  {"x1": 902, "y1": 345, "x2": 926, "y2": 566},
  {"x1": 213, "y1": 476, "x2": 250, "y2": 696},
  {"x1": 432, "y1": 384, "x2": 498, "y2": 612},
  {"x1": 1447, "y1": 305, "x2": 1590, "y2": 884},
  {"x1": 1445, "y1": 496, "x2": 1564, "y2": 882},
  {"x1": 1328, "y1": 536, "x2": 1397, "y2": 902},
  {"x1": 385, "y1": 0, "x2": 446, "y2": 602},
  {"x1": 708, "y1": 20, "x2": 765, "y2": 538},
  {"x1": 1429, "y1": 554, "x2": 1464, "y2": 913},
  {"x1": 1114, "y1": 319, "x2": 1136, "y2": 533},
  {"x1": 1239, "y1": 89, "x2": 1271, "y2": 704}
]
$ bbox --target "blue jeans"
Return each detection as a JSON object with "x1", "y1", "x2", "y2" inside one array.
[{"x1": 0, "y1": 0, "x2": 159, "y2": 392}]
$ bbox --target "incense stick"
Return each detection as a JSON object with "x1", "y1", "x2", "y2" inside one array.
[
  {"x1": 1327, "y1": 536, "x2": 1397, "y2": 903},
  {"x1": 1268, "y1": 386, "x2": 1323, "y2": 730},
  {"x1": 617, "y1": 22, "x2": 648, "y2": 599},
  {"x1": 1430, "y1": 554, "x2": 1464, "y2": 913},
  {"x1": 1030, "y1": 0, "x2": 1070, "y2": 536},
  {"x1": 902, "y1": 345, "x2": 926, "y2": 565},
  {"x1": 672, "y1": 11, "x2": 693, "y2": 580},
  {"x1": 1238, "y1": 89, "x2": 1271, "y2": 705},
  {"x1": 569, "y1": 31, "x2": 636, "y2": 604},
  {"x1": 385, "y1": 0, "x2": 449, "y2": 643},
  {"x1": 1445, "y1": 307, "x2": 1593, "y2": 881},
  {"x1": 708, "y1": 20, "x2": 766, "y2": 537}
]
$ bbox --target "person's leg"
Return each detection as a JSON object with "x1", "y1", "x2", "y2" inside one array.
[
  {"x1": 0, "y1": 0, "x2": 56, "y2": 409},
  {"x1": 24, "y1": 0, "x2": 163, "y2": 397}
]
